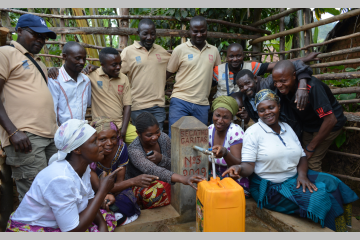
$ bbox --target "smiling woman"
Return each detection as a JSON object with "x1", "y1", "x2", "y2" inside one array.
[
  {"x1": 6, "y1": 119, "x2": 120, "y2": 232},
  {"x1": 223, "y1": 89, "x2": 359, "y2": 232},
  {"x1": 89, "y1": 116, "x2": 159, "y2": 226},
  {"x1": 208, "y1": 96, "x2": 249, "y2": 197}
]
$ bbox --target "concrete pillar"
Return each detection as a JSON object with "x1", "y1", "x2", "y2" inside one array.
[{"x1": 171, "y1": 116, "x2": 209, "y2": 223}]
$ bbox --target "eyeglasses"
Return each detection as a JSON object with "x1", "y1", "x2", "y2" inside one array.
[{"x1": 23, "y1": 28, "x2": 49, "y2": 41}]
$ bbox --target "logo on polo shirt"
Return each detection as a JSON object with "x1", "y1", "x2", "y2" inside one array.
[
  {"x1": 188, "y1": 54, "x2": 193, "y2": 61},
  {"x1": 135, "y1": 56, "x2": 141, "y2": 64},
  {"x1": 209, "y1": 54, "x2": 213, "y2": 63},
  {"x1": 156, "y1": 54, "x2": 161, "y2": 62},
  {"x1": 222, "y1": 73, "x2": 226, "y2": 79},
  {"x1": 118, "y1": 85, "x2": 124, "y2": 94},
  {"x1": 22, "y1": 60, "x2": 30, "y2": 70},
  {"x1": 40, "y1": 19, "x2": 46, "y2": 26},
  {"x1": 97, "y1": 81, "x2": 103, "y2": 89}
]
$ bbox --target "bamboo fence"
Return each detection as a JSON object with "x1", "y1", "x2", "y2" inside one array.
[{"x1": 1, "y1": 8, "x2": 360, "y2": 231}]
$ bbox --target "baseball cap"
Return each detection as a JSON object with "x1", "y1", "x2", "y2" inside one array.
[{"x1": 15, "y1": 14, "x2": 57, "y2": 39}]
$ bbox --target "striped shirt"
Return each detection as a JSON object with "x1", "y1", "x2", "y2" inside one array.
[
  {"x1": 212, "y1": 62, "x2": 268, "y2": 98},
  {"x1": 48, "y1": 66, "x2": 91, "y2": 126}
]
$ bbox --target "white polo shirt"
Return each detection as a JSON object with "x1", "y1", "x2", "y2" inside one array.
[
  {"x1": 48, "y1": 66, "x2": 91, "y2": 126},
  {"x1": 12, "y1": 160, "x2": 94, "y2": 232},
  {"x1": 242, "y1": 119, "x2": 306, "y2": 183}
]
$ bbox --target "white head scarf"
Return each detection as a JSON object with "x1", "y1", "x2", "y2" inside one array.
[{"x1": 49, "y1": 119, "x2": 96, "y2": 165}]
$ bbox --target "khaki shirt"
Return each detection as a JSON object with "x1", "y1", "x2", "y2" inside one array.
[
  {"x1": 167, "y1": 40, "x2": 221, "y2": 105},
  {"x1": 0, "y1": 41, "x2": 57, "y2": 147},
  {"x1": 120, "y1": 41, "x2": 171, "y2": 111},
  {"x1": 88, "y1": 67, "x2": 132, "y2": 128}
]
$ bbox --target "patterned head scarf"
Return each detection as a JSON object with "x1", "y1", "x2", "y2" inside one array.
[
  {"x1": 211, "y1": 96, "x2": 239, "y2": 116},
  {"x1": 90, "y1": 116, "x2": 118, "y2": 133},
  {"x1": 254, "y1": 89, "x2": 280, "y2": 109},
  {"x1": 49, "y1": 119, "x2": 96, "y2": 165}
]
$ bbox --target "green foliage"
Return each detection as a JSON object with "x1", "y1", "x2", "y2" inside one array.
[{"x1": 335, "y1": 130, "x2": 346, "y2": 148}]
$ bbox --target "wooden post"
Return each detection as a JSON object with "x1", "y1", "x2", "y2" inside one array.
[
  {"x1": 60, "y1": 8, "x2": 66, "y2": 65},
  {"x1": 118, "y1": 8, "x2": 129, "y2": 49},
  {"x1": 304, "y1": 8, "x2": 312, "y2": 54},
  {"x1": 250, "y1": 8, "x2": 262, "y2": 62},
  {"x1": 0, "y1": 150, "x2": 13, "y2": 232},
  {"x1": 181, "y1": 8, "x2": 186, "y2": 44},
  {"x1": 297, "y1": 9, "x2": 305, "y2": 57},
  {"x1": 279, "y1": 8, "x2": 286, "y2": 60}
]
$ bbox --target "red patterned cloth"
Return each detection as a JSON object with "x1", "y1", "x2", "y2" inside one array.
[{"x1": 132, "y1": 180, "x2": 171, "y2": 209}]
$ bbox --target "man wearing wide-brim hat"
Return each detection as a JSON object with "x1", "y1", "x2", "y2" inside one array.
[{"x1": 0, "y1": 13, "x2": 58, "y2": 202}]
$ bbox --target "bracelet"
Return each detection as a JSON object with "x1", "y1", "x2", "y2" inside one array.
[
  {"x1": 8, "y1": 129, "x2": 19, "y2": 139},
  {"x1": 298, "y1": 88, "x2": 307, "y2": 90},
  {"x1": 305, "y1": 144, "x2": 315, "y2": 152},
  {"x1": 223, "y1": 148, "x2": 228, "y2": 157}
]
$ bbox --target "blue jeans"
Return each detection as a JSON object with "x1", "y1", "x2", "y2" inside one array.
[
  {"x1": 168, "y1": 97, "x2": 210, "y2": 138},
  {"x1": 131, "y1": 106, "x2": 166, "y2": 131}
]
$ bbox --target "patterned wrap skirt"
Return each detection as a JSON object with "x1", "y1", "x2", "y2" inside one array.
[
  {"x1": 6, "y1": 209, "x2": 117, "y2": 232},
  {"x1": 132, "y1": 180, "x2": 171, "y2": 209}
]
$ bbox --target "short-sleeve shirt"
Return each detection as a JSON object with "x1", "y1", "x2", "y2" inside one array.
[
  {"x1": 208, "y1": 122, "x2": 244, "y2": 166},
  {"x1": 212, "y1": 62, "x2": 268, "y2": 98},
  {"x1": 48, "y1": 66, "x2": 91, "y2": 126},
  {"x1": 11, "y1": 160, "x2": 95, "y2": 232},
  {"x1": 167, "y1": 40, "x2": 221, "y2": 105},
  {"x1": 242, "y1": 119, "x2": 306, "y2": 183},
  {"x1": 282, "y1": 76, "x2": 347, "y2": 132},
  {"x1": 0, "y1": 41, "x2": 57, "y2": 147},
  {"x1": 88, "y1": 67, "x2": 132, "y2": 129},
  {"x1": 120, "y1": 42, "x2": 171, "y2": 111}
]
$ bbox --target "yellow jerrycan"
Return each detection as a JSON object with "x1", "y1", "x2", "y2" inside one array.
[{"x1": 196, "y1": 176, "x2": 245, "y2": 232}]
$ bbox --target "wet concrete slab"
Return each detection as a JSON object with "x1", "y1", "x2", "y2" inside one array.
[
  {"x1": 246, "y1": 198, "x2": 333, "y2": 232},
  {"x1": 115, "y1": 198, "x2": 333, "y2": 232},
  {"x1": 115, "y1": 205, "x2": 180, "y2": 232}
]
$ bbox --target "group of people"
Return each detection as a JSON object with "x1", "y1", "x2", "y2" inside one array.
[{"x1": 0, "y1": 13, "x2": 358, "y2": 232}]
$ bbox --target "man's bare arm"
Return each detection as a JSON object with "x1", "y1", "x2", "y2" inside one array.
[{"x1": 0, "y1": 78, "x2": 32, "y2": 153}]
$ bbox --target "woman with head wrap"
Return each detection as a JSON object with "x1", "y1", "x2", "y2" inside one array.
[
  {"x1": 208, "y1": 96, "x2": 250, "y2": 197},
  {"x1": 6, "y1": 119, "x2": 122, "y2": 232},
  {"x1": 89, "y1": 116, "x2": 158, "y2": 226},
  {"x1": 223, "y1": 89, "x2": 359, "y2": 232}
]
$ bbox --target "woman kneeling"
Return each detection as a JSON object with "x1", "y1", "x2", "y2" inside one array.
[
  {"x1": 89, "y1": 116, "x2": 158, "y2": 226},
  {"x1": 7, "y1": 119, "x2": 120, "y2": 232},
  {"x1": 223, "y1": 89, "x2": 359, "y2": 232},
  {"x1": 126, "y1": 112, "x2": 206, "y2": 209}
]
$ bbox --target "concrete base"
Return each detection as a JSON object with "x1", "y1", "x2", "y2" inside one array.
[
  {"x1": 349, "y1": 217, "x2": 360, "y2": 232},
  {"x1": 246, "y1": 198, "x2": 333, "y2": 232},
  {"x1": 115, "y1": 205, "x2": 180, "y2": 232},
  {"x1": 115, "y1": 198, "x2": 334, "y2": 232}
]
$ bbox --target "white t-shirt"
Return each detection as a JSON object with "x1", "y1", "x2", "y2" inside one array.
[
  {"x1": 12, "y1": 160, "x2": 95, "y2": 232},
  {"x1": 242, "y1": 119, "x2": 306, "y2": 183}
]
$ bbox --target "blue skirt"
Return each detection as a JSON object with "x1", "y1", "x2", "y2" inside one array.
[{"x1": 249, "y1": 170, "x2": 359, "y2": 231}]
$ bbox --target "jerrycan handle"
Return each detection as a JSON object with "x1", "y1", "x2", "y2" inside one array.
[{"x1": 210, "y1": 177, "x2": 225, "y2": 189}]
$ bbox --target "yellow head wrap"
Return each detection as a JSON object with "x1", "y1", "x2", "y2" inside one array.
[{"x1": 211, "y1": 96, "x2": 239, "y2": 116}]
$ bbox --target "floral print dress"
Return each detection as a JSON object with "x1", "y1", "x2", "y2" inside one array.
[{"x1": 208, "y1": 122, "x2": 250, "y2": 197}]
